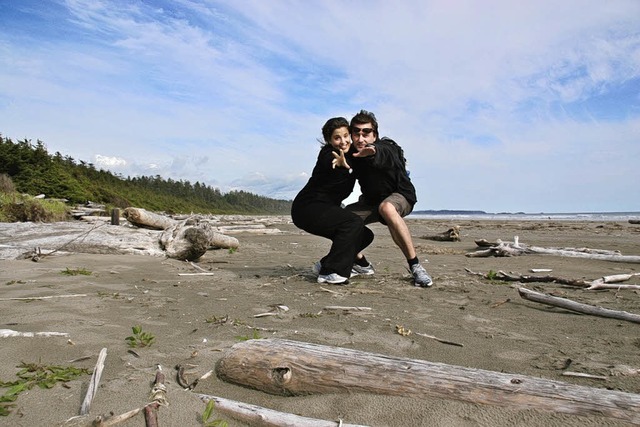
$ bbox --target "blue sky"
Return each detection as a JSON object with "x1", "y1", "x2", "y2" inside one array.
[{"x1": 1, "y1": 0, "x2": 639, "y2": 213}]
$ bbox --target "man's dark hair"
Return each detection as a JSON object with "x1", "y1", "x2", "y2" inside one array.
[
  {"x1": 350, "y1": 110, "x2": 379, "y2": 138},
  {"x1": 321, "y1": 117, "x2": 350, "y2": 143}
]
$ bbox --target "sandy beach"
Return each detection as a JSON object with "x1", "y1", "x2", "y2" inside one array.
[{"x1": 1, "y1": 217, "x2": 639, "y2": 426}]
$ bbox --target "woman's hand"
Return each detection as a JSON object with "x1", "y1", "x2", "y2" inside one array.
[{"x1": 332, "y1": 149, "x2": 351, "y2": 170}]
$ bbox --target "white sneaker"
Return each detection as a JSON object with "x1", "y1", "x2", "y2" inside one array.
[
  {"x1": 352, "y1": 262, "x2": 375, "y2": 275},
  {"x1": 410, "y1": 263, "x2": 433, "y2": 287},
  {"x1": 317, "y1": 273, "x2": 349, "y2": 284}
]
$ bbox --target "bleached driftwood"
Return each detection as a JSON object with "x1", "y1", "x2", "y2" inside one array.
[
  {"x1": 0, "y1": 329, "x2": 69, "y2": 338},
  {"x1": 0, "y1": 221, "x2": 166, "y2": 260},
  {"x1": 215, "y1": 338, "x2": 640, "y2": 424},
  {"x1": 587, "y1": 273, "x2": 640, "y2": 290},
  {"x1": 517, "y1": 287, "x2": 640, "y2": 324},
  {"x1": 63, "y1": 364, "x2": 167, "y2": 427},
  {"x1": 159, "y1": 222, "x2": 210, "y2": 261},
  {"x1": 123, "y1": 207, "x2": 177, "y2": 230},
  {"x1": 422, "y1": 225, "x2": 461, "y2": 242},
  {"x1": 467, "y1": 237, "x2": 526, "y2": 257},
  {"x1": 122, "y1": 207, "x2": 237, "y2": 260},
  {"x1": 414, "y1": 332, "x2": 464, "y2": 347},
  {"x1": 0, "y1": 293, "x2": 88, "y2": 301},
  {"x1": 197, "y1": 393, "x2": 367, "y2": 427},
  {"x1": 562, "y1": 372, "x2": 608, "y2": 381},
  {"x1": 80, "y1": 348, "x2": 107, "y2": 415},
  {"x1": 125, "y1": 207, "x2": 240, "y2": 253},
  {"x1": 194, "y1": 220, "x2": 240, "y2": 249},
  {"x1": 467, "y1": 236, "x2": 640, "y2": 263},
  {"x1": 178, "y1": 272, "x2": 215, "y2": 276},
  {"x1": 0, "y1": 212, "x2": 252, "y2": 260},
  {"x1": 322, "y1": 306, "x2": 372, "y2": 311}
]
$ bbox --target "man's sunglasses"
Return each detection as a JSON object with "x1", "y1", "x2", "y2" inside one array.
[{"x1": 351, "y1": 127, "x2": 374, "y2": 136}]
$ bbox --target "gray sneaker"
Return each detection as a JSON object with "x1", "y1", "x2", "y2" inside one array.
[
  {"x1": 410, "y1": 263, "x2": 433, "y2": 287},
  {"x1": 352, "y1": 262, "x2": 375, "y2": 275},
  {"x1": 317, "y1": 273, "x2": 349, "y2": 285}
]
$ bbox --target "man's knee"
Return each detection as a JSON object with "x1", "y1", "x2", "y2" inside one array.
[{"x1": 379, "y1": 201, "x2": 400, "y2": 219}]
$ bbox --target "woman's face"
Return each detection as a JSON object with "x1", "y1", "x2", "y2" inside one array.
[{"x1": 329, "y1": 126, "x2": 351, "y2": 152}]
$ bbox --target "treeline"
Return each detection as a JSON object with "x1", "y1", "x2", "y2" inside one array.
[{"x1": 0, "y1": 135, "x2": 292, "y2": 215}]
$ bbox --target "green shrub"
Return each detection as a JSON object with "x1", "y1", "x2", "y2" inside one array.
[{"x1": 0, "y1": 194, "x2": 69, "y2": 222}]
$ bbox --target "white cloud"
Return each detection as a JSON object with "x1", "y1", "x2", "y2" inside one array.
[
  {"x1": 94, "y1": 154, "x2": 126, "y2": 168},
  {"x1": 0, "y1": 0, "x2": 639, "y2": 212}
]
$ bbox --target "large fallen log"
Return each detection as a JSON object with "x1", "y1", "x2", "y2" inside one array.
[
  {"x1": 123, "y1": 207, "x2": 176, "y2": 230},
  {"x1": 215, "y1": 338, "x2": 640, "y2": 425}
]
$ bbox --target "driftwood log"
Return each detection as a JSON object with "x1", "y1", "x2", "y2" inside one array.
[
  {"x1": 159, "y1": 222, "x2": 210, "y2": 261},
  {"x1": 421, "y1": 225, "x2": 461, "y2": 241},
  {"x1": 517, "y1": 287, "x2": 640, "y2": 324},
  {"x1": 123, "y1": 207, "x2": 176, "y2": 230},
  {"x1": 215, "y1": 338, "x2": 640, "y2": 424}
]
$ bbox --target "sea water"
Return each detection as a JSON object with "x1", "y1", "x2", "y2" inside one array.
[{"x1": 408, "y1": 212, "x2": 640, "y2": 222}]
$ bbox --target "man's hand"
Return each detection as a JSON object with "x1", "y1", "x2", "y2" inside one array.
[
  {"x1": 353, "y1": 144, "x2": 376, "y2": 158},
  {"x1": 332, "y1": 149, "x2": 351, "y2": 170}
]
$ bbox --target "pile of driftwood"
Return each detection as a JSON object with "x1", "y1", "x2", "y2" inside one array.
[
  {"x1": 467, "y1": 235, "x2": 640, "y2": 263},
  {"x1": 123, "y1": 207, "x2": 241, "y2": 261},
  {"x1": 0, "y1": 208, "x2": 287, "y2": 261},
  {"x1": 464, "y1": 234, "x2": 640, "y2": 327}
]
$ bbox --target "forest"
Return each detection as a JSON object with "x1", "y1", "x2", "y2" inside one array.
[{"x1": 0, "y1": 134, "x2": 292, "y2": 217}]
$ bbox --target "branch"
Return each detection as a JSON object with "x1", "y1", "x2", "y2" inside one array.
[
  {"x1": 197, "y1": 393, "x2": 368, "y2": 427},
  {"x1": 517, "y1": 287, "x2": 640, "y2": 324},
  {"x1": 80, "y1": 348, "x2": 107, "y2": 415}
]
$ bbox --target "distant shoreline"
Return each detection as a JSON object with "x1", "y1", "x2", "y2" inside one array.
[{"x1": 409, "y1": 211, "x2": 640, "y2": 221}]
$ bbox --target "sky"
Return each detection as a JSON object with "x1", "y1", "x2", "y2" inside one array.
[{"x1": 1, "y1": 1, "x2": 639, "y2": 214}]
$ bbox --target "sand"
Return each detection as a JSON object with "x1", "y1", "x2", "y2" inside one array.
[{"x1": 0, "y1": 217, "x2": 639, "y2": 426}]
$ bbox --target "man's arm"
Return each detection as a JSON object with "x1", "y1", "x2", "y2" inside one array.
[{"x1": 354, "y1": 142, "x2": 397, "y2": 169}]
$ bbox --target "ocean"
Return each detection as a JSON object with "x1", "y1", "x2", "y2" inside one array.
[{"x1": 407, "y1": 212, "x2": 640, "y2": 222}]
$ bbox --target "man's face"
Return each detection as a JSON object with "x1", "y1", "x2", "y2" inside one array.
[{"x1": 351, "y1": 122, "x2": 376, "y2": 151}]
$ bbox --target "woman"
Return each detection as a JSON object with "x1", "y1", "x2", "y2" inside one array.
[{"x1": 291, "y1": 117, "x2": 374, "y2": 284}]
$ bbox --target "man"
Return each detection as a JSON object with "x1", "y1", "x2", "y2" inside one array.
[{"x1": 347, "y1": 110, "x2": 433, "y2": 287}]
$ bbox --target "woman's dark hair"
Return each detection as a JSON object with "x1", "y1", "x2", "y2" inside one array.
[
  {"x1": 321, "y1": 117, "x2": 350, "y2": 143},
  {"x1": 350, "y1": 109, "x2": 379, "y2": 137}
]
